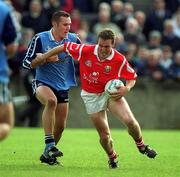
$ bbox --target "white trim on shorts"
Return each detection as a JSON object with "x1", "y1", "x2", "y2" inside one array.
[
  {"x1": 0, "y1": 83, "x2": 12, "y2": 103},
  {"x1": 80, "y1": 89, "x2": 109, "y2": 114}
]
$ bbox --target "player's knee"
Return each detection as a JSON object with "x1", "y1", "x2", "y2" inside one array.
[
  {"x1": 0, "y1": 123, "x2": 11, "y2": 141},
  {"x1": 126, "y1": 117, "x2": 139, "y2": 129},
  {"x1": 46, "y1": 97, "x2": 57, "y2": 108}
]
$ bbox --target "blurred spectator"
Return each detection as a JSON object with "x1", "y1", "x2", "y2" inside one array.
[
  {"x1": 9, "y1": 28, "x2": 34, "y2": 78},
  {"x1": 138, "y1": 49, "x2": 165, "y2": 81},
  {"x1": 111, "y1": 0, "x2": 124, "y2": 23},
  {"x1": 21, "y1": 0, "x2": 49, "y2": 34},
  {"x1": 115, "y1": 32, "x2": 128, "y2": 54},
  {"x1": 134, "y1": 10, "x2": 146, "y2": 33},
  {"x1": 164, "y1": 0, "x2": 180, "y2": 14},
  {"x1": 93, "y1": 7, "x2": 121, "y2": 36},
  {"x1": 23, "y1": 0, "x2": 44, "y2": 12},
  {"x1": 70, "y1": 9, "x2": 81, "y2": 33},
  {"x1": 10, "y1": 0, "x2": 25, "y2": 12},
  {"x1": 43, "y1": 0, "x2": 60, "y2": 29},
  {"x1": 161, "y1": 19, "x2": 180, "y2": 53},
  {"x1": 135, "y1": 46, "x2": 149, "y2": 76},
  {"x1": 74, "y1": 0, "x2": 93, "y2": 13},
  {"x1": 147, "y1": 30, "x2": 162, "y2": 49},
  {"x1": 60, "y1": 0, "x2": 73, "y2": 13},
  {"x1": 172, "y1": 11, "x2": 180, "y2": 38},
  {"x1": 143, "y1": 0, "x2": 172, "y2": 38},
  {"x1": 77, "y1": 29, "x2": 89, "y2": 43},
  {"x1": 169, "y1": 50, "x2": 180, "y2": 81},
  {"x1": 123, "y1": 42, "x2": 138, "y2": 68},
  {"x1": 159, "y1": 45, "x2": 173, "y2": 79},
  {"x1": 117, "y1": 2, "x2": 134, "y2": 31},
  {"x1": 98, "y1": 1, "x2": 111, "y2": 12},
  {"x1": 78, "y1": 20, "x2": 96, "y2": 43},
  {"x1": 124, "y1": 17, "x2": 146, "y2": 46},
  {"x1": 92, "y1": 0, "x2": 112, "y2": 12}
]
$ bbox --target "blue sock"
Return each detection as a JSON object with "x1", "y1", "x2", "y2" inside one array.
[{"x1": 43, "y1": 134, "x2": 55, "y2": 156}]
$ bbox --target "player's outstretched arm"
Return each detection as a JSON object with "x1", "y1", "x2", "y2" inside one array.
[
  {"x1": 43, "y1": 44, "x2": 64, "y2": 61},
  {"x1": 31, "y1": 45, "x2": 64, "y2": 68}
]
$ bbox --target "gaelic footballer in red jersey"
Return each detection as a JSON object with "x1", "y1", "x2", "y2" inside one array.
[{"x1": 64, "y1": 42, "x2": 137, "y2": 93}]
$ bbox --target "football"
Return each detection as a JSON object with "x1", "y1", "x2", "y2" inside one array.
[{"x1": 105, "y1": 79, "x2": 124, "y2": 93}]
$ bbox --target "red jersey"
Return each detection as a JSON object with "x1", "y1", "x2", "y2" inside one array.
[{"x1": 64, "y1": 42, "x2": 137, "y2": 93}]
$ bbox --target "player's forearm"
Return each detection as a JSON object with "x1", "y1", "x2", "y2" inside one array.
[
  {"x1": 31, "y1": 45, "x2": 64, "y2": 68},
  {"x1": 43, "y1": 45, "x2": 64, "y2": 60},
  {"x1": 125, "y1": 80, "x2": 136, "y2": 91},
  {"x1": 30, "y1": 54, "x2": 46, "y2": 68}
]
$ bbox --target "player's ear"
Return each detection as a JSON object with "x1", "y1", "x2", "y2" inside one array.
[{"x1": 52, "y1": 21, "x2": 57, "y2": 27}]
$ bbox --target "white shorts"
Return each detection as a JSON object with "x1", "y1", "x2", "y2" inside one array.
[{"x1": 80, "y1": 90, "x2": 109, "y2": 114}]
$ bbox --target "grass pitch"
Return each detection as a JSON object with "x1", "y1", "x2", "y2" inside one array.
[{"x1": 0, "y1": 128, "x2": 179, "y2": 177}]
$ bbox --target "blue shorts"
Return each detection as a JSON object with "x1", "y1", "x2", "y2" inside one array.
[
  {"x1": 32, "y1": 80, "x2": 69, "y2": 103},
  {"x1": 0, "y1": 82, "x2": 12, "y2": 103}
]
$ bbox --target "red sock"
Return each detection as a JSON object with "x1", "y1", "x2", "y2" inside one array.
[
  {"x1": 135, "y1": 137, "x2": 145, "y2": 149},
  {"x1": 108, "y1": 150, "x2": 117, "y2": 159}
]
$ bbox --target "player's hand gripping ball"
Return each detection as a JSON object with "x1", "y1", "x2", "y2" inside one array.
[
  {"x1": 105, "y1": 79, "x2": 124, "y2": 93},
  {"x1": 105, "y1": 79, "x2": 124, "y2": 100}
]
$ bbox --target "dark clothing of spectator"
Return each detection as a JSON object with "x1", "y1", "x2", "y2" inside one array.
[
  {"x1": 169, "y1": 62, "x2": 180, "y2": 81},
  {"x1": 161, "y1": 34, "x2": 180, "y2": 53},
  {"x1": 21, "y1": 10, "x2": 49, "y2": 34},
  {"x1": 136, "y1": 60, "x2": 167, "y2": 81},
  {"x1": 143, "y1": 10, "x2": 172, "y2": 38},
  {"x1": 124, "y1": 32, "x2": 146, "y2": 46},
  {"x1": 74, "y1": 0, "x2": 94, "y2": 13},
  {"x1": 165, "y1": 0, "x2": 180, "y2": 14}
]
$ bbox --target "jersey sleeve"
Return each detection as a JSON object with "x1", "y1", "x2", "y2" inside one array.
[
  {"x1": 2, "y1": 13, "x2": 17, "y2": 45},
  {"x1": 64, "y1": 42, "x2": 85, "y2": 61},
  {"x1": 22, "y1": 35, "x2": 42, "y2": 69},
  {"x1": 118, "y1": 56, "x2": 137, "y2": 80}
]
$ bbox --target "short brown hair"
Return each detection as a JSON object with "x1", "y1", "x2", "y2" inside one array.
[
  {"x1": 98, "y1": 29, "x2": 115, "y2": 44},
  {"x1": 51, "y1": 10, "x2": 70, "y2": 23}
]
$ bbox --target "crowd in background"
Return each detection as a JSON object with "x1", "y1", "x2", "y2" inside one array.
[
  {"x1": 4, "y1": 0, "x2": 180, "y2": 126},
  {"x1": 7, "y1": 0, "x2": 180, "y2": 86}
]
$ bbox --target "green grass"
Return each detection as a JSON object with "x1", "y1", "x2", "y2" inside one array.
[{"x1": 0, "y1": 128, "x2": 180, "y2": 177}]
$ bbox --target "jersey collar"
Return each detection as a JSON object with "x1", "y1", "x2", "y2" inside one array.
[
  {"x1": 48, "y1": 29, "x2": 68, "y2": 43},
  {"x1": 94, "y1": 45, "x2": 114, "y2": 61}
]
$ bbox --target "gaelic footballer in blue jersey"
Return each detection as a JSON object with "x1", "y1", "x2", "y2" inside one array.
[
  {"x1": 23, "y1": 10, "x2": 81, "y2": 165},
  {"x1": 0, "y1": 0, "x2": 19, "y2": 141}
]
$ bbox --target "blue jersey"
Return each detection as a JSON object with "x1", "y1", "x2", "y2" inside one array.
[
  {"x1": 0, "y1": 1, "x2": 17, "y2": 83},
  {"x1": 23, "y1": 30, "x2": 81, "y2": 91}
]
